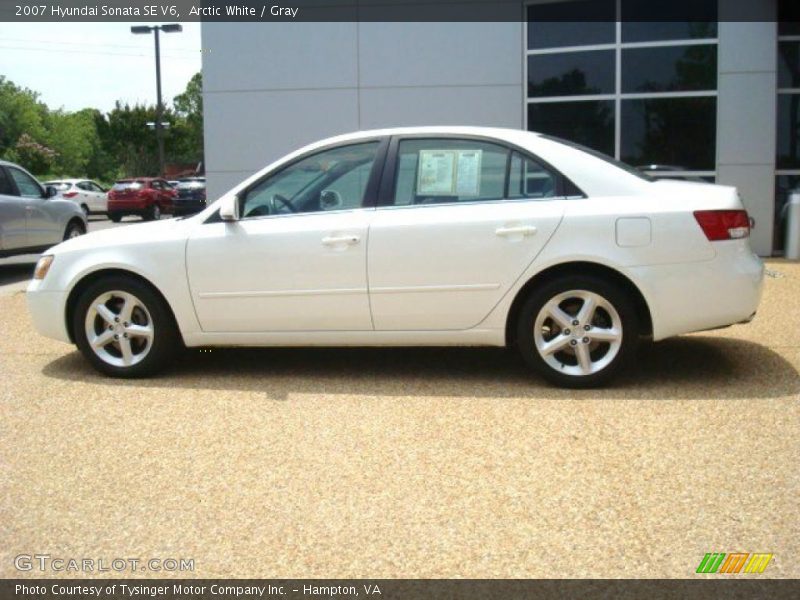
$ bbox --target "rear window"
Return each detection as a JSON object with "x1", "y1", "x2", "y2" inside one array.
[
  {"x1": 43, "y1": 181, "x2": 71, "y2": 191},
  {"x1": 177, "y1": 180, "x2": 205, "y2": 189},
  {"x1": 112, "y1": 181, "x2": 143, "y2": 191},
  {"x1": 540, "y1": 134, "x2": 656, "y2": 182}
]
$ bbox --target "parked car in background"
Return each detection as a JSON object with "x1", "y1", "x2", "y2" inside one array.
[
  {"x1": 26, "y1": 127, "x2": 763, "y2": 387},
  {"x1": 107, "y1": 178, "x2": 176, "y2": 222},
  {"x1": 0, "y1": 160, "x2": 86, "y2": 257},
  {"x1": 173, "y1": 177, "x2": 207, "y2": 216},
  {"x1": 168, "y1": 180, "x2": 180, "y2": 189},
  {"x1": 43, "y1": 179, "x2": 108, "y2": 216}
]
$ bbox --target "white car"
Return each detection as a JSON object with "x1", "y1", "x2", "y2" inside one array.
[
  {"x1": 43, "y1": 179, "x2": 108, "y2": 216},
  {"x1": 26, "y1": 127, "x2": 764, "y2": 387}
]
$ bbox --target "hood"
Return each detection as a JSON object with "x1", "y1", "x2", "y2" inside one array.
[{"x1": 48, "y1": 217, "x2": 194, "y2": 256}]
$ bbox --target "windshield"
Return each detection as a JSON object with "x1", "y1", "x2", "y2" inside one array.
[
  {"x1": 540, "y1": 134, "x2": 656, "y2": 182},
  {"x1": 112, "y1": 181, "x2": 143, "y2": 191}
]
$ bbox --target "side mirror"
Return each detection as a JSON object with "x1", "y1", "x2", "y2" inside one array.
[
  {"x1": 320, "y1": 189, "x2": 342, "y2": 210},
  {"x1": 219, "y1": 194, "x2": 240, "y2": 221},
  {"x1": 45, "y1": 185, "x2": 59, "y2": 198}
]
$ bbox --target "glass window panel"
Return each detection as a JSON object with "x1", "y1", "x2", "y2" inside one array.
[
  {"x1": 508, "y1": 152, "x2": 557, "y2": 199},
  {"x1": 779, "y1": 42, "x2": 800, "y2": 89},
  {"x1": 527, "y1": 0, "x2": 615, "y2": 50},
  {"x1": 775, "y1": 175, "x2": 800, "y2": 252},
  {"x1": 622, "y1": 45, "x2": 717, "y2": 93},
  {"x1": 621, "y1": 0, "x2": 717, "y2": 41},
  {"x1": 621, "y1": 97, "x2": 716, "y2": 170},
  {"x1": 779, "y1": 0, "x2": 800, "y2": 36},
  {"x1": 777, "y1": 94, "x2": 800, "y2": 170},
  {"x1": 393, "y1": 139, "x2": 509, "y2": 206},
  {"x1": 528, "y1": 100, "x2": 615, "y2": 157},
  {"x1": 528, "y1": 50, "x2": 614, "y2": 97}
]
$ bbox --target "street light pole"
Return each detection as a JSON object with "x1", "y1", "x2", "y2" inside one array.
[
  {"x1": 153, "y1": 26, "x2": 165, "y2": 178},
  {"x1": 131, "y1": 24, "x2": 182, "y2": 178}
]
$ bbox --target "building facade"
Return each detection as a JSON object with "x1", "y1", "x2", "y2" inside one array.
[{"x1": 202, "y1": 0, "x2": 797, "y2": 256}]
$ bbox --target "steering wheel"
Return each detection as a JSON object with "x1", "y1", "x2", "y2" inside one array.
[{"x1": 272, "y1": 194, "x2": 296, "y2": 213}]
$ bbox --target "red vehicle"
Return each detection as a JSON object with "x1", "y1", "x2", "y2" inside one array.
[{"x1": 107, "y1": 178, "x2": 176, "y2": 222}]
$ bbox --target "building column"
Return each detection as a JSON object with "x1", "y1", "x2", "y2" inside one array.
[{"x1": 716, "y1": 1, "x2": 778, "y2": 256}]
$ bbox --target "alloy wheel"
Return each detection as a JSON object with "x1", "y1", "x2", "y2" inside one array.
[
  {"x1": 533, "y1": 289, "x2": 623, "y2": 377},
  {"x1": 84, "y1": 290, "x2": 154, "y2": 367}
]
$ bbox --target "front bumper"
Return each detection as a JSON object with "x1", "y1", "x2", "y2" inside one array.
[
  {"x1": 26, "y1": 287, "x2": 71, "y2": 344},
  {"x1": 629, "y1": 241, "x2": 764, "y2": 341}
]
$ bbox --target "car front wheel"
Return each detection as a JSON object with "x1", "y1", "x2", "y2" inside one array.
[
  {"x1": 73, "y1": 276, "x2": 180, "y2": 377},
  {"x1": 516, "y1": 275, "x2": 638, "y2": 388}
]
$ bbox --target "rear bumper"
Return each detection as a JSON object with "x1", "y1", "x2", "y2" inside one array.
[
  {"x1": 174, "y1": 200, "x2": 206, "y2": 214},
  {"x1": 630, "y1": 241, "x2": 764, "y2": 341},
  {"x1": 108, "y1": 200, "x2": 147, "y2": 212},
  {"x1": 26, "y1": 287, "x2": 71, "y2": 344}
]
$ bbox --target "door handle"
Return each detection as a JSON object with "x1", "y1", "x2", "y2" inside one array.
[
  {"x1": 496, "y1": 225, "x2": 537, "y2": 237},
  {"x1": 322, "y1": 235, "x2": 360, "y2": 246}
]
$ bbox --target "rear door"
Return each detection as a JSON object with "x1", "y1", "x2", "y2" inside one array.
[
  {"x1": 0, "y1": 167, "x2": 28, "y2": 251},
  {"x1": 367, "y1": 136, "x2": 569, "y2": 331}
]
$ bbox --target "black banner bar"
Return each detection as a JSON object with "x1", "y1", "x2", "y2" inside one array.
[
  {"x1": 2, "y1": 579, "x2": 800, "y2": 600},
  {"x1": 0, "y1": 0, "x2": 793, "y2": 23}
]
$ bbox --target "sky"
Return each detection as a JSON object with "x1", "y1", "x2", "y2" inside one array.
[{"x1": 0, "y1": 22, "x2": 202, "y2": 113}]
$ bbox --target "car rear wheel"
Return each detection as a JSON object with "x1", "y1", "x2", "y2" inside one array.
[
  {"x1": 73, "y1": 276, "x2": 180, "y2": 377},
  {"x1": 146, "y1": 204, "x2": 161, "y2": 221},
  {"x1": 516, "y1": 275, "x2": 638, "y2": 388},
  {"x1": 108, "y1": 212, "x2": 122, "y2": 223},
  {"x1": 63, "y1": 220, "x2": 85, "y2": 240}
]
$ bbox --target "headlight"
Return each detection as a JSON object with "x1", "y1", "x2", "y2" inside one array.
[{"x1": 33, "y1": 255, "x2": 54, "y2": 280}]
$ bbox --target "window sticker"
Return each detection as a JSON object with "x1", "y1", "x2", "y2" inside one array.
[
  {"x1": 417, "y1": 150, "x2": 456, "y2": 195},
  {"x1": 455, "y1": 150, "x2": 482, "y2": 196},
  {"x1": 417, "y1": 148, "x2": 484, "y2": 196}
]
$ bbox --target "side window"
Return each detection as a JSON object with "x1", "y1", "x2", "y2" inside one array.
[
  {"x1": 508, "y1": 152, "x2": 557, "y2": 199},
  {"x1": 8, "y1": 167, "x2": 43, "y2": 198},
  {"x1": 241, "y1": 142, "x2": 379, "y2": 218},
  {"x1": 0, "y1": 168, "x2": 14, "y2": 196},
  {"x1": 392, "y1": 139, "x2": 509, "y2": 206},
  {"x1": 90, "y1": 182, "x2": 105, "y2": 193},
  {"x1": 77, "y1": 182, "x2": 91, "y2": 191}
]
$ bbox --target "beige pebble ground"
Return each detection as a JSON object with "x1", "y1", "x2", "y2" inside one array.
[{"x1": 0, "y1": 260, "x2": 798, "y2": 579}]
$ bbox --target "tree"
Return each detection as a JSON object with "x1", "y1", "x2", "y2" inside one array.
[{"x1": 171, "y1": 72, "x2": 204, "y2": 166}]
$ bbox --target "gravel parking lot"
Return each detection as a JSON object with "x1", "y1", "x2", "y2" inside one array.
[{"x1": 1, "y1": 245, "x2": 798, "y2": 578}]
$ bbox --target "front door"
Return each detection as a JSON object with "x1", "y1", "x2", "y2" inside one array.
[
  {"x1": 0, "y1": 167, "x2": 28, "y2": 251},
  {"x1": 187, "y1": 140, "x2": 385, "y2": 333},
  {"x1": 368, "y1": 137, "x2": 567, "y2": 330},
  {"x1": 6, "y1": 165, "x2": 60, "y2": 247}
]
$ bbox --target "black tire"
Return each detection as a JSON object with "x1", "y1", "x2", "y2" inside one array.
[
  {"x1": 108, "y1": 212, "x2": 122, "y2": 223},
  {"x1": 63, "y1": 220, "x2": 85, "y2": 240},
  {"x1": 146, "y1": 204, "x2": 161, "y2": 221},
  {"x1": 72, "y1": 275, "x2": 180, "y2": 377},
  {"x1": 515, "y1": 275, "x2": 639, "y2": 388}
]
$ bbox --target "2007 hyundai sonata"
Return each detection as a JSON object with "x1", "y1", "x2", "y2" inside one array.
[{"x1": 27, "y1": 127, "x2": 764, "y2": 387}]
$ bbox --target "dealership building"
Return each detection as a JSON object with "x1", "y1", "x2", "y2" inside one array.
[{"x1": 202, "y1": 0, "x2": 798, "y2": 256}]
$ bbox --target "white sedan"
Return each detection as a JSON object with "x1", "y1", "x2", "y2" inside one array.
[{"x1": 27, "y1": 127, "x2": 764, "y2": 387}]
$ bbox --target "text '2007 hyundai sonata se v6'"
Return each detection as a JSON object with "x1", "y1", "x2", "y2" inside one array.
[{"x1": 26, "y1": 127, "x2": 764, "y2": 387}]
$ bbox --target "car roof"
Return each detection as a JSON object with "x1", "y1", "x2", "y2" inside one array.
[{"x1": 42, "y1": 178, "x2": 88, "y2": 184}]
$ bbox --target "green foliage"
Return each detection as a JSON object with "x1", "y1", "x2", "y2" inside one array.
[{"x1": 0, "y1": 72, "x2": 204, "y2": 180}]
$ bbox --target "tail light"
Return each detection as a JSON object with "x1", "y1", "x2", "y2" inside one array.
[
  {"x1": 62, "y1": 191, "x2": 78, "y2": 198},
  {"x1": 693, "y1": 210, "x2": 750, "y2": 241}
]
